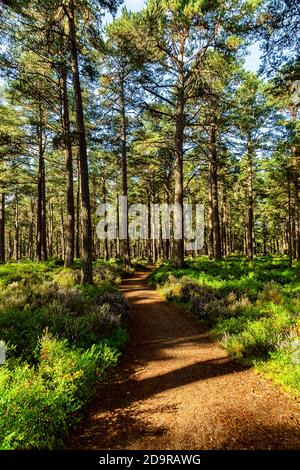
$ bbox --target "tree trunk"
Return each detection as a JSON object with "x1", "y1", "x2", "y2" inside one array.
[
  {"x1": 292, "y1": 214, "x2": 296, "y2": 259},
  {"x1": 103, "y1": 180, "x2": 109, "y2": 262},
  {"x1": 36, "y1": 103, "x2": 47, "y2": 261},
  {"x1": 208, "y1": 162, "x2": 214, "y2": 259},
  {"x1": 48, "y1": 201, "x2": 53, "y2": 258},
  {"x1": 222, "y1": 183, "x2": 229, "y2": 258},
  {"x1": 8, "y1": 230, "x2": 12, "y2": 259},
  {"x1": 151, "y1": 189, "x2": 157, "y2": 264},
  {"x1": 262, "y1": 221, "x2": 268, "y2": 256},
  {"x1": 60, "y1": 202, "x2": 65, "y2": 260},
  {"x1": 75, "y1": 159, "x2": 81, "y2": 259},
  {"x1": 29, "y1": 199, "x2": 34, "y2": 260},
  {"x1": 290, "y1": 106, "x2": 300, "y2": 260},
  {"x1": 173, "y1": 86, "x2": 185, "y2": 268},
  {"x1": 13, "y1": 190, "x2": 19, "y2": 260},
  {"x1": 293, "y1": 157, "x2": 300, "y2": 261},
  {"x1": 120, "y1": 68, "x2": 130, "y2": 267},
  {"x1": 147, "y1": 192, "x2": 152, "y2": 261},
  {"x1": 247, "y1": 138, "x2": 254, "y2": 260},
  {"x1": 210, "y1": 125, "x2": 222, "y2": 260},
  {"x1": 67, "y1": 0, "x2": 93, "y2": 283},
  {"x1": 116, "y1": 193, "x2": 120, "y2": 258},
  {"x1": 163, "y1": 173, "x2": 170, "y2": 260},
  {"x1": 61, "y1": 67, "x2": 75, "y2": 267},
  {"x1": 288, "y1": 173, "x2": 293, "y2": 267}
]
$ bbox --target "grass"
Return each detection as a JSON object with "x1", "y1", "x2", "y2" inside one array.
[
  {"x1": 149, "y1": 256, "x2": 300, "y2": 397},
  {"x1": 0, "y1": 259, "x2": 129, "y2": 449}
]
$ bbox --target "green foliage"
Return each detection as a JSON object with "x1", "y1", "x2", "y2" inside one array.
[
  {"x1": 0, "y1": 261, "x2": 128, "y2": 361},
  {"x1": 0, "y1": 261, "x2": 128, "y2": 449},
  {"x1": 0, "y1": 333, "x2": 123, "y2": 450},
  {"x1": 256, "y1": 345, "x2": 300, "y2": 397},
  {"x1": 52, "y1": 269, "x2": 81, "y2": 289}
]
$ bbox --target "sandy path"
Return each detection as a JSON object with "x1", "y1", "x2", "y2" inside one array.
[{"x1": 68, "y1": 270, "x2": 300, "y2": 450}]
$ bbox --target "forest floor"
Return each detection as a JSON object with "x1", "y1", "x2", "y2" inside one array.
[{"x1": 68, "y1": 269, "x2": 300, "y2": 450}]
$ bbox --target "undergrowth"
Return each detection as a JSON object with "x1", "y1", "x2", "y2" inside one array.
[{"x1": 0, "y1": 260, "x2": 129, "y2": 449}]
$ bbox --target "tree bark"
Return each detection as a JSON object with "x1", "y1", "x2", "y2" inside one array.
[
  {"x1": 292, "y1": 213, "x2": 296, "y2": 259},
  {"x1": 116, "y1": 193, "x2": 120, "y2": 258},
  {"x1": 221, "y1": 181, "x2": 229, "y2": 258},
  {"x1": 288, "y1": 171, "x2": 293, "y2": 267},
  {"x1": 163, "y1": 169, "x2": 170, "y2": 260},
  {"x1": 36, "y1": 103, "x2": 47, "y2": 261},
  {"x1": 292, "y1": 153, "x2": 300, "y2": 261},
  {"x1": 60, "y1": 201, "x2": 65, "y2": 260},
  {"x1": 210, "y1": 124, "x2": 222, "y2": 260},
  {"x1": 75, "y1": 158, "x2": 81, "y2": 259},
  {"x1": 103, "y1": 179, "x2": 109, "y2": 262},
  {"x1": 120, "y1": 67, "x2": 130, "y2": 267},
  {"x1": 290, "y1": 106, "x2": 300, "y2": 260},
  {"x1": 61, "y1": 67, "x2": 75, "y2": 267},
  {"x1": 247, "y1": 137, "x2": 254, "y2": 260},
  {"x1": 208, "y1": 161, "x2": 214, "y2": 259},
  {"x1": 13, "y1": 190, "x2": 19, "y2": 260},
  {"x1": 173, "y1": 85, "x2": 185, "y2": 268},
  {"x1": 48, "y1": 200, "x2": 53, "y2": 258}
]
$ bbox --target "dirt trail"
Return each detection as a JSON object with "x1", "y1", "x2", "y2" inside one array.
[{"x1": 68, "y1": 270, "x2": 300, "y2": 450}]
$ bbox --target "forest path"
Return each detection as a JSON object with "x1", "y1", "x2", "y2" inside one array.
[{"x1": 68, "y1": 270, "x2": 300, "y2": 450}]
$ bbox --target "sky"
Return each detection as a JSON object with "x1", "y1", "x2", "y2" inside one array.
[
  {"x1": 124, "y1": 0, "x2": 145, "y2": 11},
  {"x1": 244, "y1": 42, "x2": 262, "y2": 73},
  {"x1": 120, "y1": 0, "x2": 262, "y2": 73}
]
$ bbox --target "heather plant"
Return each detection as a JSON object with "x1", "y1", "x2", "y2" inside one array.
[
  {"x1": 0, "y1": 333, "x2": 122, "y2": 450},
  {"x1": 0, "y1": 261, "x2": 129, "y2": 448}
]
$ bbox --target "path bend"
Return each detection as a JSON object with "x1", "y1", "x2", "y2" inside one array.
[{"x1": 68, "y1": 270, "x2": 300, "y2": 450}]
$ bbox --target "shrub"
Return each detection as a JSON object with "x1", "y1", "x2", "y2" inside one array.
[
  {"x1": 0, "y1": 260, "x2": 129, "y2": 449},
  {"x1": 258, "y1": 281, "x2": 282, "y2": 305},
  {"x1": 0, "y1": 281, "x2": 129, "y2": 361},
  {"x1": 53, "y1": 269, "x2": 81, "y2": 289},
  {"x1": 256, "y1": 346, "x2": 300, "y2": 397},
  {"x1": 190, "y1": 296, "x2": 206, "y2": 319}
]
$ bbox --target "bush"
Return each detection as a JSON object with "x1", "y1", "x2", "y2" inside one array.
[
  {"x1": 0, "y1": 260, "x2": 129, "y2": 449},
  {"x1": 221, "y1": 317, "x2": 285, "y2": 359},
  {"x1": 0, "y1": 282, "x2": 129, "y2": 361},
  {"x1": 257, "y1": 281, "x2": 282, "y2": 305},
  {"x1": 53, "y1": 269, "x2": 81, "y2": 289},
  {"x1": 0, "y1": 333, "x2": 123, "y2": 450},
  {"x1": 256, "y1": 344, "x2": 300, "y2": 397}
]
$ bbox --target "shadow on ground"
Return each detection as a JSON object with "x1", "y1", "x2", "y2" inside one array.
[{"x1": 66, "y1": 271, "x2": 300, "y2": 450}]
